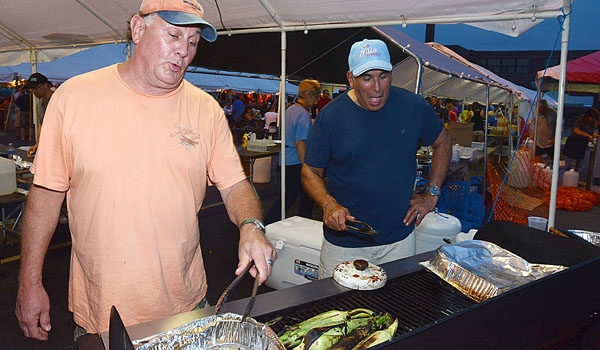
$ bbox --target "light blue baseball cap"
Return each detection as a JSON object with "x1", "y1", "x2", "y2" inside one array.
[{"x1": 348, "y1": 39, "x2": 392, "y2": 76}]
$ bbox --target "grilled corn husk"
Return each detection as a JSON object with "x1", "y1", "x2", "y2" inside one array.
[
  {"x1": 279, "y1": 308, "x2": 374, "y2": 348},
  {"x1": 279, "y1": 309, "x2": 397, "y2": 350}
]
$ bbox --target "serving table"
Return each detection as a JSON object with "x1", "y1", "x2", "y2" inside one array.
[
  {"x1": 236, "y1": 143, "x2": 281, "y2": 195},
  {"x1": 0, "y1": 144, "x2": 32, "y2": 263}
]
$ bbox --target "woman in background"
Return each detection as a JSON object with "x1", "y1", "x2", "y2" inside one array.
[
  {"x1": 469, "y1": 101, "x2": 485, "y2": 131},
  {"x1": 563, "y1": 108, "x2": 599, "y2": 173}
]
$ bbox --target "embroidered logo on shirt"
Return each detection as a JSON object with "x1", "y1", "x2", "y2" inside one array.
[{"x1": 172, "y1": 124, "x2": 199, "y2": 149}]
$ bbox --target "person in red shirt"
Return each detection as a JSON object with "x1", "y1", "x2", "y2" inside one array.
[
  {"x1": 317, "y1": 89, "x2": 332, "y2": 110},
  {"x1": 313, "y1": 89, "x2": 332, "y2": 118}
]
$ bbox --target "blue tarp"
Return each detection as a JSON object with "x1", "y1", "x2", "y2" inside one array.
[{"x1": 1, "y1": 44, "x2": 297, "y2": 95}]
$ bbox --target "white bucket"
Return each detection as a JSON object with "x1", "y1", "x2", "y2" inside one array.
[
  {"x1": 0, "y1": 157, "x2": 16, "y2": 195},
  {"x1": 415, "y1": 212, "x2": 462, "y2": 254},
  {"x1": 253, "y1": 157, "x2": 271, "y2": 183},
  {"x1": 528, "y1": 216, "x2": 547, "y2": 231}
]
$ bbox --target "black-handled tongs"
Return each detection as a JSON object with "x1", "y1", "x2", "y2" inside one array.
[
  {"x1": 240, "y1": 271, "x2": 260, "y2": 323},
  {"x1": 214, "y1": 261, "x2": 254, "y2": 315},
  {"x1": 346, "y1": 219, "x2": 377, "y2": 235}
]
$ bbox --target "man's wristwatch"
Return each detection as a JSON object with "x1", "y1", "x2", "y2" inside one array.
[
  {"x1": 426, "y1": 185, "x2": 441, "y2": 197},
  {"x1": 240, "y1": 218, "x2": 266, "y2": 233}
]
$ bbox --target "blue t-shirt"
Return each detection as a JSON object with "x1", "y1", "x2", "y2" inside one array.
[
  {"x1": 282, "y1": 104, "x2": 312, "y2": 166},
  {"x1": 231, "y1": 99, "x2": 244, "y2": 119},
  {"x1": 305, "y1": 87, "x2": 443, "y2": 247}
]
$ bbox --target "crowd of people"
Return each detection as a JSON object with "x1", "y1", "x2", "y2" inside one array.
[{"x1": 219, "y1": 86, "x2": 342, "y2": 140}]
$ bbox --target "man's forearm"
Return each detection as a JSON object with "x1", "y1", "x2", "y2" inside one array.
[
  {"x1": 301, "y1": 164, "x2": 334, "y2": 209},
  {"x1": 429, "y1": 129, "x2": 451, "y2": 188},
  {"x1": 220, "y1": 179, "x2": 263, "y2": 227},
  {"x1": 19, "y1": 185, "x2": 65, "y2": 286}
]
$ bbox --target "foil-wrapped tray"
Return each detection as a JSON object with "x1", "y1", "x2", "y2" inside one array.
[
  {"x1": 420, "y1": 240, "x2": 566, "y2": 302},
  {"x1": 568, "y1": 229, "x2": 600, "y2": 246},
  {"x1": 133, "y1": 313, "x2": 285, "y2": 350}
]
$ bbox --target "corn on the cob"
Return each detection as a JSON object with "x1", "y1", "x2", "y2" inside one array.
[
  {"x1": 351, "y1": 318, "x2": 398, "y2": 349},
  {"x1": 279, "y1": 308, "x2": 374, "y2": 349},
  {"x1": 327, "y1": 321, "x2": 373, "y2": 350},
  {"x1": 291, "y1": 324, "x2": 346, "y2": 350}
]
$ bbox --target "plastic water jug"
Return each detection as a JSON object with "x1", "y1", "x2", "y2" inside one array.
[
  {"x1": 415, "y1": 212, "x2": 462, "y2": 254},
  {"x1": 543, "y1": 166, "x2": 553, "y2": 184},
  {"x1": 563, "y1": 169, "x2": 579, "y2": 187},
  {"x1": 451, "y1": 146, "x2": 460, "y2": 163},
  {"x1": 531, "y1": 163, "x2": 544, "y2": 187}
]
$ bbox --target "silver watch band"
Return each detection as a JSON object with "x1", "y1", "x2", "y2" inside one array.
[{"x1": 240, "y1": 218, "x2": 266, "y2": 233}]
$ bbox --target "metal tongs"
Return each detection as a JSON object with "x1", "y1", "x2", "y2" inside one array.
[
  {"x1": 213, "y1": 261, "x2": 260, "y2": 323},
  {"x1": 346, "y1": 219, "x2": 378, "y2": 235}
]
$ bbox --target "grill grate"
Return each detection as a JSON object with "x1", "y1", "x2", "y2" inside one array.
[{"x1": 255, "y1": 269, "x2": 476, "y2": 337}]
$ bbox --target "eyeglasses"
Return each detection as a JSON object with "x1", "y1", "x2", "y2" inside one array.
[{"x1": 30, "y1": 84, "x2": 43, "y2": 92}]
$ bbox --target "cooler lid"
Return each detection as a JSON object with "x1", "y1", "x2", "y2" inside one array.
[{"x1": 265, "y1": 216, "x2": 323, "y2": 249}]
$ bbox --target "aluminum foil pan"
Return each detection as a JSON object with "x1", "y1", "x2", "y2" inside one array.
[
  {"x1": 134, "y1": 313, "x2": 285, "y2": 350},
  {"x1": 568, "y1": 230, "x2": 600, "y2": 247},
  {"x1": 420, "y1": 240, "x2": 566, "y2": 302}
]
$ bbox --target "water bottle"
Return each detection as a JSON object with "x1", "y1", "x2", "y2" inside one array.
[{"x1": 7, "y1": 143, "x2": 14, "y2": 159}]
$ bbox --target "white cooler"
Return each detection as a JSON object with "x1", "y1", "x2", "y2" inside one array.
[{"x1": 265, "y1": 216, "x2": 323, "y2": 289}]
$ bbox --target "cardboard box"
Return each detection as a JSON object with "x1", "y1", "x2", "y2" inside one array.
[
  {"x1": 448, "y1": 122, "x2": 474, "y2": 147},
  {"x1": 265, "y1": 216, "x2": 323, "y2": 289}
]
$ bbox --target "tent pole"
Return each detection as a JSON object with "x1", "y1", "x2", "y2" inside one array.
[
  {"x1": 30, "y1": 49, "x2": 39, "y2": 143},
  {"x1": 484, "y1": 85, "x2": 489, "y2": 219},
  {"x1": 279, "y1": 30, "x2": 287, "y2": 221},
  {"x1": 508, "y1": 94, "x2": 513, "y2": 154},
  {"x1": 256, "y1": 0, "x2": 288, "y2": 221},
  {"x1": 548, "y1": 0, "x2": 571, "y2": 230}
]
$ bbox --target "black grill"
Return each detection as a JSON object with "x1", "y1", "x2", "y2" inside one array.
[
  {"x1": 251, "y1": 222, "x2": 600, "y2": 348},
  {"x1": 255, "y1": 270, "x2": 476, "y2": 337}
]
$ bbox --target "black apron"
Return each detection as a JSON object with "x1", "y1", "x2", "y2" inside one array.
[{"x1": 563, "y1": 134, "x2": 588, "y2": 159}]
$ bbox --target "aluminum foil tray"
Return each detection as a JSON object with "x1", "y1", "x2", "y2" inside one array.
[
  {"x1": 568, "y1": 230, "x2": 600, "y2": 247},
  {"x1": 134, "y1": 313, "x2": 285, "y2": 350},
  {"x1": 420, "y1": 240, "x2": 566, "y2": 302}
]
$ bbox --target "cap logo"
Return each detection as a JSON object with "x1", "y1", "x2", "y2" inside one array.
[{"x1": 359, "y1": 44, "x2": 380, "y2": 59}]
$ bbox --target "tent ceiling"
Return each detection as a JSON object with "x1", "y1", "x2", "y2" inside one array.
[{"x1": 1, "y1": 0, "x2": 564, "y2": 65}]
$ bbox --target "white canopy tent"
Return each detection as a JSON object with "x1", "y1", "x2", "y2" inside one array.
[
  {"x1": 0, "y1": 0, "x2": 566, "y2": 65},
  {"x1": 375, "y1": 26, "x2": 528, "y2": 104},
  {"x1": 0, "y1": 0, "x2": 571, "y2": 226}
]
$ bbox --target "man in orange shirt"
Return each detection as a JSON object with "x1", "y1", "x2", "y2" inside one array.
[{"x1": 15, "y1": 0, "x2": 276, "y2": 341}]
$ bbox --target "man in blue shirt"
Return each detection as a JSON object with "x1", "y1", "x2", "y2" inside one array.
[
  {"x1": 231, "y1": 95, "x2": 244, "y2": 120},
  {"x1": 302, "y1": 39, "x2": 451, "y2": 278}
]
